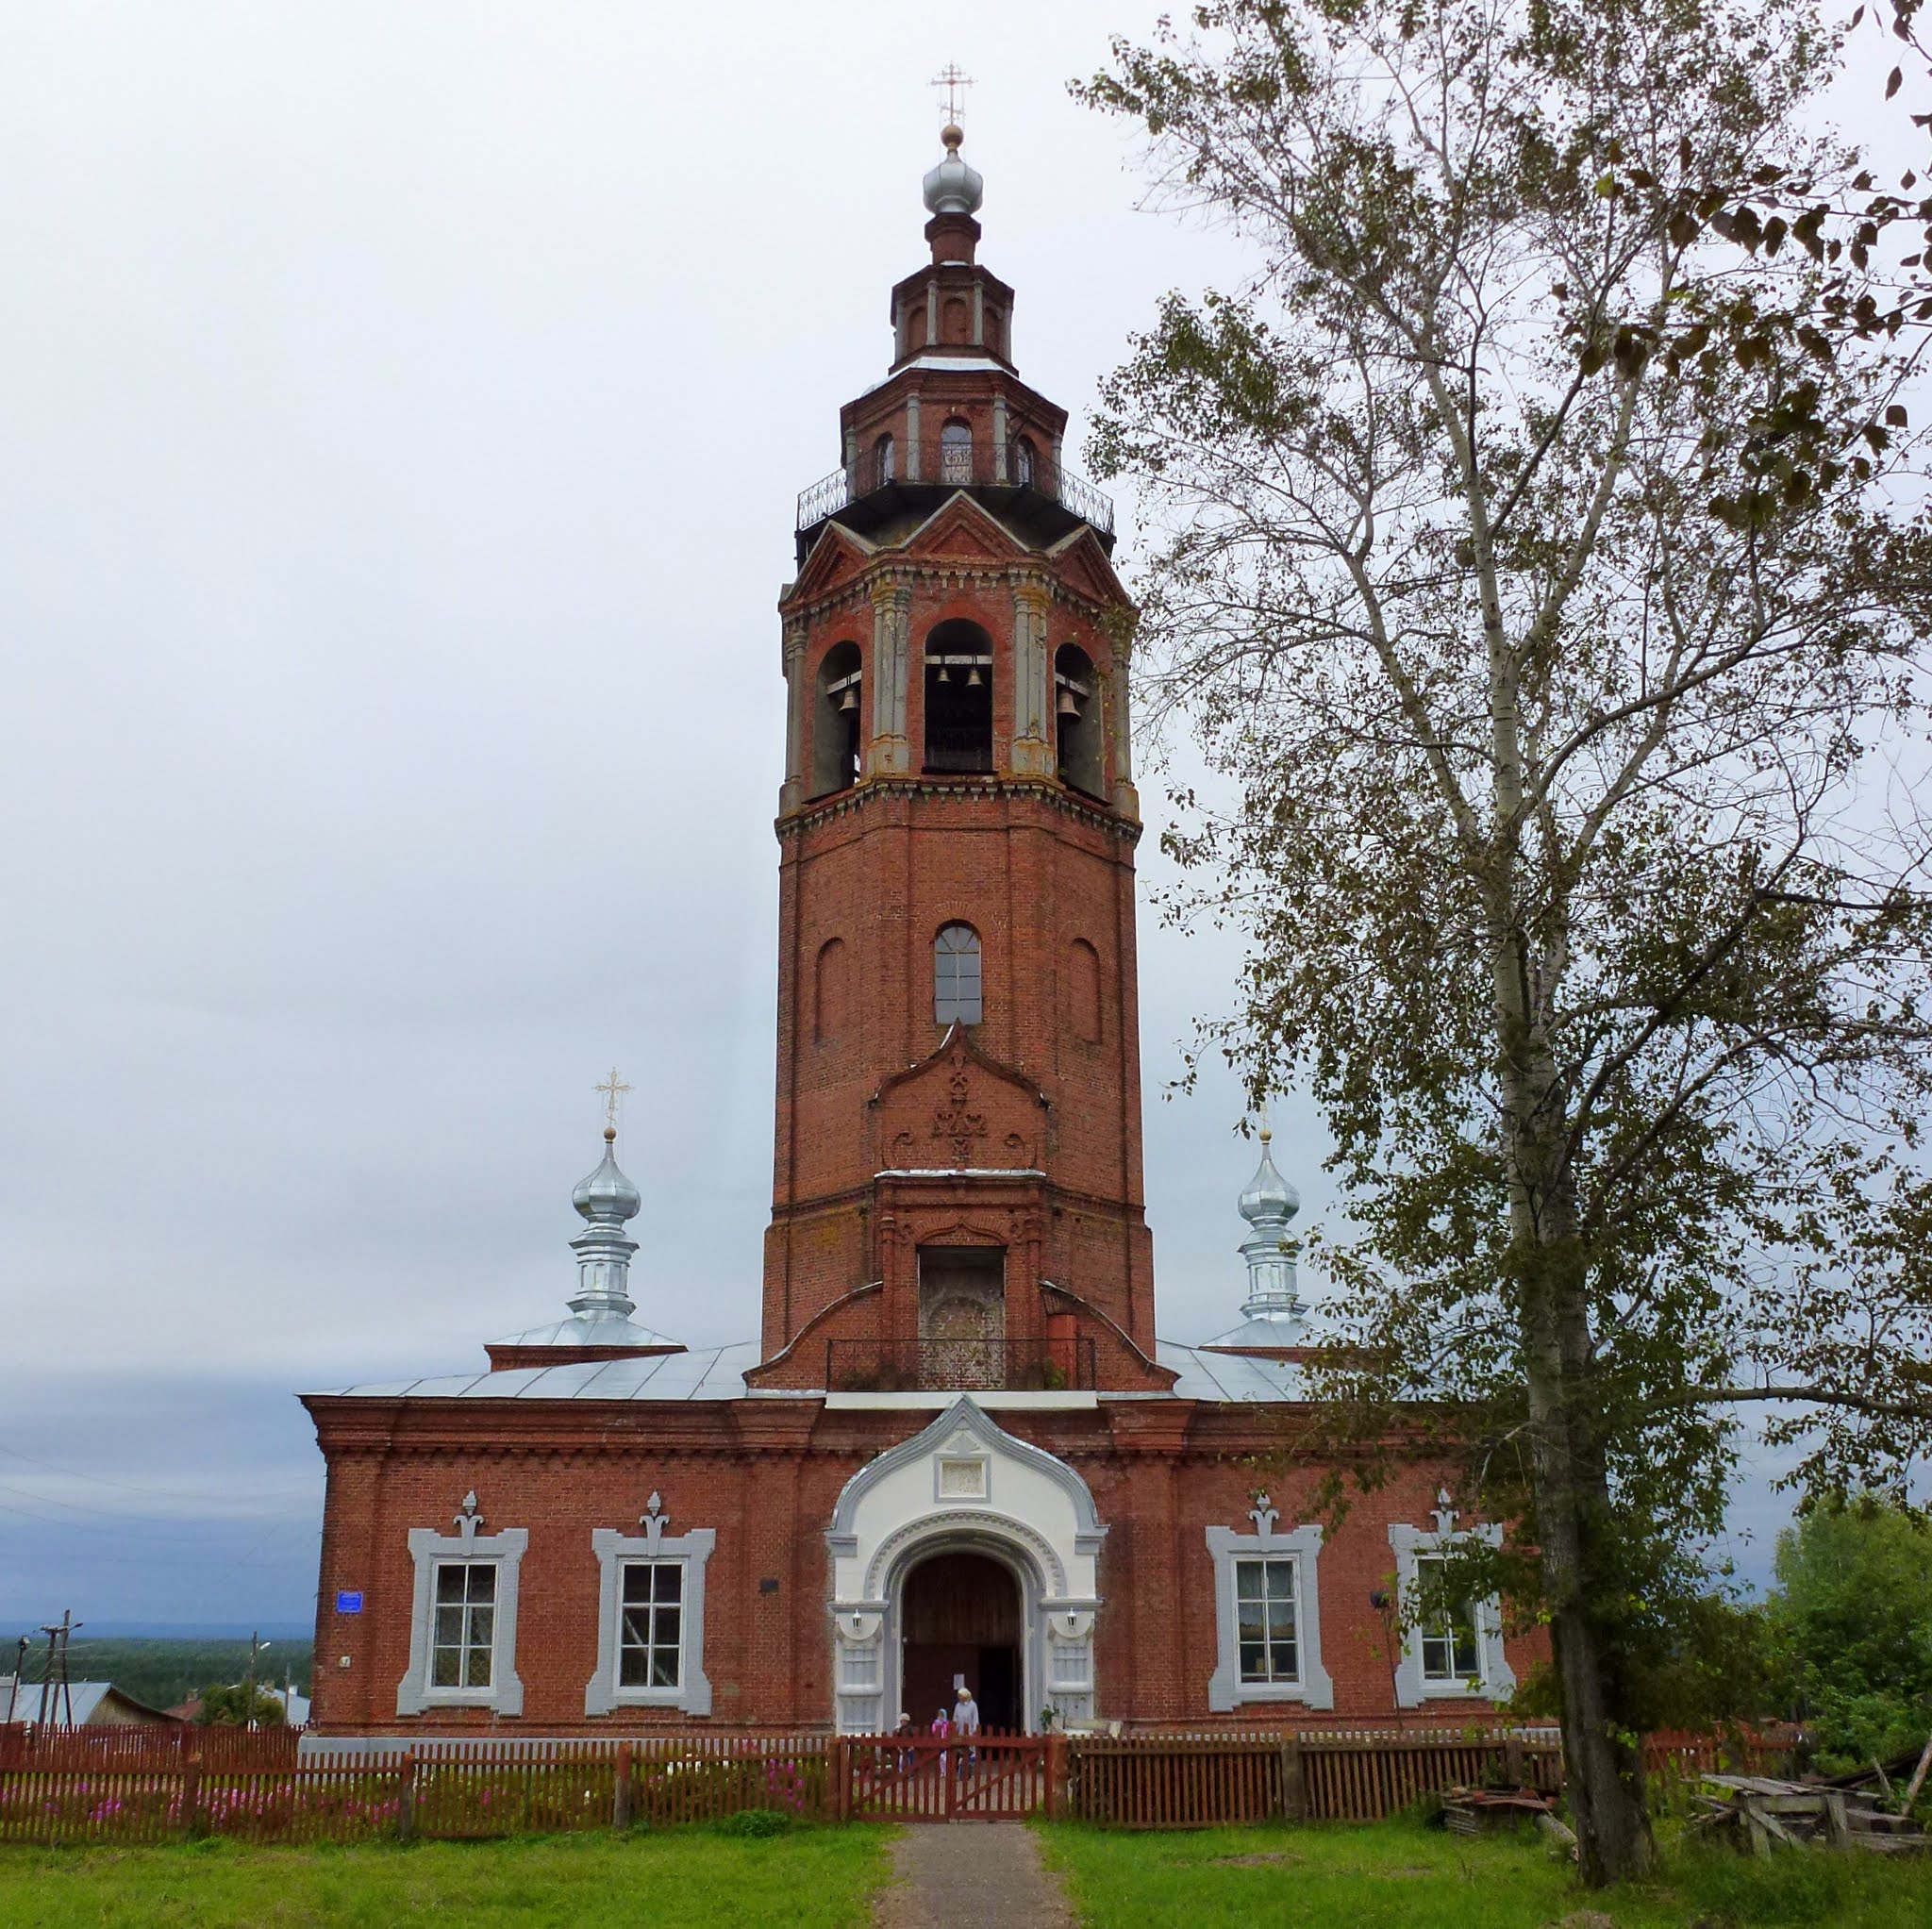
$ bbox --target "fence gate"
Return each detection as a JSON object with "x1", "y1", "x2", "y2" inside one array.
[{"x1": 841, "y1": 1734, "x2": 1057, "y2": 1822}]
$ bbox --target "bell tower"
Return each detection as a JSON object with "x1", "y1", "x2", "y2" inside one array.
[{"x1": 753, "y1": 127, "x2": 1168, "y2": 1397}]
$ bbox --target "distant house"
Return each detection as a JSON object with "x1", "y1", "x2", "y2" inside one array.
[{"x1": 0, "y1": 1678, "x2": 180, "y2": 1727}]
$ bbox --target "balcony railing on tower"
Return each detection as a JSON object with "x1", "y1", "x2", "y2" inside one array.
[
  {"x1": 825, "y1": 1337, "x2": 1097, "y2": 1393},
  {"x1": 796, "y1": 441, "x2": 1116, "y2": 537}
]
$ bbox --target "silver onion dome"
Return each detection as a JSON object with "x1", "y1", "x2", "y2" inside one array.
[
  {"x1": 923, "y1": 125, "x2": 984, "y2": 216},
  {"x1": 574, "y1": 1127, "x2": 642, "y2": 1224},
  {"x1": 1238, "y1": 1129, "x2": 1301, "y2": 1227}
]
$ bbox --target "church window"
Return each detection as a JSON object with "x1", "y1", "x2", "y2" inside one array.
[
  {"x1": 1055, "y1": 644, "x2": 1104, "y2": 796},
  {"x1": 398, "y1": 1500, "x2": 527, "y2": 1718},
  {"x1": 618, "y1": 1561, "x2": 684, "y2": 1689},
  {"x1": 430, "y1": 1562, "x2": 496, "y2": 1688},
  {"x1": 811, "y1": 641, "x2": 862, "y2": 797},
  {"x1": 924, "y1": 618, "x2": 993, "y2": 774},
  {"x1": 873, "y1": 433, "x2": 895, "y2": 488},
  {"x1": 1013, "y1": 435, "x2": 1037, "y2": 487},
  {"x1": 586, "y1": 1515, "x2": 715, "y2": 1716},
  {"x1": 1206, "y1": 1515, "x2": 1334, "y2": 1711},
  {"x1": 1233, "y1": 1557, "x2": 1299, "y2": 1686},
  {"x1": 1387, "y1": 1514, "x2": 1513, "y2": 1706},
  {"x1": 1414, "y1": 1556, "x2": 1482, "y2": 1683},
  {"x1": 939, "y1": 417, "x2": 973, "y2": 485},
  {"x1": 934, "y1": 923, "x2": 983, "y2": 1027}
]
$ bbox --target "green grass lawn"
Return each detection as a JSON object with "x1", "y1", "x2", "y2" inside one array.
[
  {"x1": 0, "y1": 1825, "x2": 893, "y2": 1928},
  {"x1": 1036, "y1": 1816, "x2": 1932, "y2": 1928}
]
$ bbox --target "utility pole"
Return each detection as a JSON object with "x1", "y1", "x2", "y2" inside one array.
[
  {"x1": 37, "y1": 1613, "x2": 79, "y2": 1730},
  {"x1": 4, "y1": 1636, "x2": 25, "y2": 1724},
  {"x1": 243, "y1": 1631, "x2": 269, "y2": 1730}
]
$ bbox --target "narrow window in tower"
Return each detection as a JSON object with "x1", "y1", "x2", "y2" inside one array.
[
  {"x1": 811, "y1": 641, "x2": 863, "y2": 798},
  {"x1": 1055, "y1": 644, "x2": 1105, "y2": 796},
  {"x1": 1013, "y1": 435, "x2": 1038, "y2": 488},
  {"x1": 815, "y1": 938, "x2": 849, "y2": 1044},
  {"x1": 934, "y1": 923, "x2": 983, "y2": 1027},
  {"x1": 923, "y1": 619, "x2": 993, "y2": 774},
  {"x1": 940, "y1": 417, "x2": 974, "y2": 486},
  {"x1": 873, "y1": 433, "x2": 895, "y2": 489}
]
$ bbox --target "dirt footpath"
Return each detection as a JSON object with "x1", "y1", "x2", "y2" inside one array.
[{"x1": 873, "y1": 1823, "x2": 1074, "y2": 1929}]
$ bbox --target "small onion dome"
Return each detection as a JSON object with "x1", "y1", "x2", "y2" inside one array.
[
  {"x1": 923, "y1": 125, "x2": 984, "y2": 216},
  {"x1": 573, "y1": 1125, "x2": 641, "y2": 1223},
  {"x1": 1238, "y1": 1129, "x2": 1300, "y2": 1226}
]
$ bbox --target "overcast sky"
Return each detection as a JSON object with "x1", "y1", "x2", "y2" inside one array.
[{"x1": 0, "y1": 2, "x2": 1903, "y2": 1633}]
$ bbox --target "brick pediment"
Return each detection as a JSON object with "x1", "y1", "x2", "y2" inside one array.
[
  {"x1": 871, "y1": 1024, "x2": 1050, "y2": 1172},
  {"x1": 899, "y1": 492, "x2": 1029, "y2": 565},
  {"x1": 1044, "y1": 525, "x2": 1128, "y2": 606},
  {"x1": 786, "y1": 522, "x2": 877, "y2": 606}
]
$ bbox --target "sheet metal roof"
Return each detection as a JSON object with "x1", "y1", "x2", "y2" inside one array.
[{"x1": 308, "y1": 1338, "x2": 1304, "y2": 1405}]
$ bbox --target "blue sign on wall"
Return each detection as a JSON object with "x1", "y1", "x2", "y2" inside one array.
[{"x1": 336, "y1": 1590, "x2": 364, "y2": 1614}]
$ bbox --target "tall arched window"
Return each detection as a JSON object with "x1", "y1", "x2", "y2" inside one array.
[
  {"x1": 1013, "y1": 436, "x2": 1037, "y2": 488},
  {"x1": 940, "y1": 418, "x2": 973, "y2": 485},
  {"x1": 924, "y1": 619, "x2": 994, "y2": 774},
  {"x1": 1055, "y1": 643, "x2": 1104, "y2": 796},
  {"x1": 934, "y1": 923, "x2": 983, "y2": 1026},
  {"x1": 873, "y1": 433, "x2": 895, "y2": 489},
  {"x1": 811, "y1": 641, "x2": 862, "y2": 797}
]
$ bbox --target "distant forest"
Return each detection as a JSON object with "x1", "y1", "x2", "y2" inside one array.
[{"x1": 1, "y1": 1637, "x2": 314, "y2": 1714}]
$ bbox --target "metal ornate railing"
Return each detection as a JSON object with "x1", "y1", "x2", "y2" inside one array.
[
  {"x1": 824, "y1": 1336, "x2": 1097, "y2": 1393},
  {"x1": 796, "y1": 441, "x2": 1116, "y2": 537}
]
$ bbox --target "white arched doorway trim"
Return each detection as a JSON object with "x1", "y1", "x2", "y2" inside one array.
[{"x1": 827, "y1": 1397, "x2": 1104, "y2": 1733}]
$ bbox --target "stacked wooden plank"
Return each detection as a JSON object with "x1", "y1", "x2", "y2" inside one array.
[{"x1": 1692, "y1": 1772, "x2": 1927, "y2": 1855}]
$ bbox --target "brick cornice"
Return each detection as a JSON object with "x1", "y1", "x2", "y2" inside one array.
[{"x1": 776, "y1": 775, "x2": 1141, "y2": 845}]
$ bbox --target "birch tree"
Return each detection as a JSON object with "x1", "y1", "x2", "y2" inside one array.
[{"x1": 1080, "y1": 0, "x2": 1932, "y2": 1885}]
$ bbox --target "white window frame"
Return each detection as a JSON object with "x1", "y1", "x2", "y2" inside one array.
[
  {"x1": 586, "y1": 1498, "x2": 714, "y2": 1717},
  {"x1": 398, "y1": 1495, "x2": 526, "y2": 1717},
  {"x1": 1388, "y1": 1517, "x2": 1515, "y2": 1706},
  {"x1": 1206, "y1": 1507, "x2": 1334, "y2": 1712}
]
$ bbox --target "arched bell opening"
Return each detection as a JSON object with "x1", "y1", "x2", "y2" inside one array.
[
  {"x1": 812, "y1": 641, "x2": 863, "y2": 797},
  {"x1": 924, "y1": 620, "x2": 994, "y2": 774},
  {"x1": 898, "y1": 1546, "x2": 1026, "y2": 1736},
  {"x1": 1054, "y1": 644, "x2": 1104, "y2": 797}
]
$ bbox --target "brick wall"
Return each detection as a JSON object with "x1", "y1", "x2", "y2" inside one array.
[{"x1": 304, "y1": 1395, "x2": 1546, "y2": 1736}]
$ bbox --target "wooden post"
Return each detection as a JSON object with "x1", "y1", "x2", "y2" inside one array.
[
  {"x1": 614, "y1": 1744, "x2": 634, "y2": 1830},
  {"x1": 179, "y1": 1758, "x2": 203, "y2": 1840},
  {"x1": 1822, "y1": 1788, "x2": 1850, "y2": 1850},
  {"x1": 1505, "y1": 1737, "x2": 1525, "y2": 1789},
  {"x1": 398, "y1": 1748, "x2": 418, "y2": 1844},
  {"x1": 1278, "y1": 1735, "x2": 1306, "y2": 1821},
  {"x1": 831, "y1": 1738, "x2": 850, "y2": 1824},
  {"x1": 1045, "y1": 1734, "x2": 1066, "y2": 1820}
]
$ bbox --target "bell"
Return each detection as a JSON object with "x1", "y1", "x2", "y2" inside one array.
[
  {"x1": 838, "y1": 685, "x2": 858, "y2": 713},
  {"x1": 1057, "y1": 687, "x2": 1081, "y2": 718},
  {"x1": 965, "y1": 664, "x2": 983, "y2": 689},
  {"x1": 935, "y1": 663, "x2": 951, "y2": 684}
]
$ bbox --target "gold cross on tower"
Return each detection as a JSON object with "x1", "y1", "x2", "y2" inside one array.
[
  {"x1": 594, "y1": 1067, "x2": 632, "y2": 1132},
  {"x1": 931, "y1": 62, "x2": 974, "y2": 130}
]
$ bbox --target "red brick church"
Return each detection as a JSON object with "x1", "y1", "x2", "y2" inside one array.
[{"x1": 302, "y1": 127, "x2": 1535, "y2": 1739}]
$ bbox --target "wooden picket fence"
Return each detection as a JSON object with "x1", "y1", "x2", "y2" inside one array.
[
  {"x1": 0, "y1": 1721, "x2": 1798, "y2": 1844},
  {"x1": 1063, "y1": 1728, "x2": 1565, "y2": 1829}
]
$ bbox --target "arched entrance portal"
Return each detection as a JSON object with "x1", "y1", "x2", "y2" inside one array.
[{"x1": 900, "y1": 1549, "x2": 1022, "y2": 1733}]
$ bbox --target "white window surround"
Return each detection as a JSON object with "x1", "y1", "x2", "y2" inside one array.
[
  {"x1": 1206, "y1": 1501, "x2": 1335, "y2": 1712},
  {"x1": 1387, "y1": 1506, "x2": 1516, "y2": 1707},
  {"x1": 398, "y1": 1492, "x2": 526, "y2": 1718},
  {"x1": 586, "y1": 1494, "x2": 715, "y2": 1717}
]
